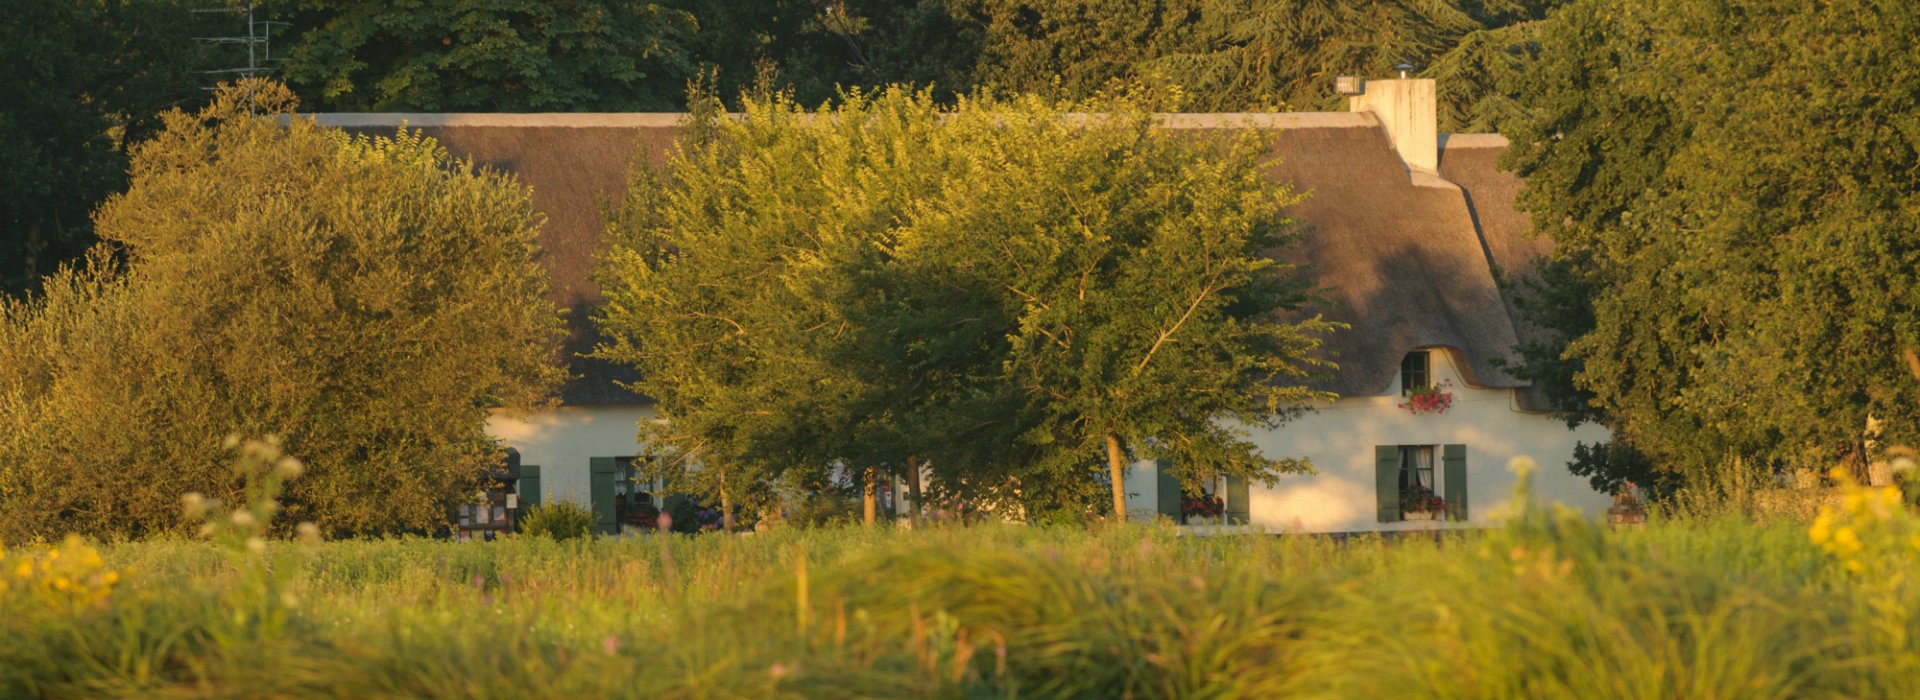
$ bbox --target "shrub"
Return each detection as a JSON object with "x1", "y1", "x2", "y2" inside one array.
[
  {"x1": 516, "y1": 501, "x2": 597, "y2": 541},
  {"x1": 664, "y1": 496, "x2": 727, "y2": 533},
  {"x1": 0, "y1": 80, "x2": 565, "y2": 541},
  {"x1": 783, "y1": 491, "x2": 862, "y2": 530}
]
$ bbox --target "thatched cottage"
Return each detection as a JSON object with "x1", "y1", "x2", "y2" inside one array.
[{"x1": 313, "y1": 78, "x2": 1612, "y2": 534}]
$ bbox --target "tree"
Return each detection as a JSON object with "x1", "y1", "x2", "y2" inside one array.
[
  {"x1": 662, "y1": 0, "x2": 981, "y2": 107},
  {"x1": 598, "y1": 86, "x2": 1334, "y2": 524},
  {"x1": 1, "y1": 0, "x2": 223, "y2": 298},
  {"x1": 0, "y1": 81, "x2": 566, "y2": 541},
  {"x1": 273, "y1": 0, "x2": 697, "y2": 111},
  {"x1": 1137, "y1": 0, "x2": 1482, "y2": 112},
  {"x1": 1501, "y1": 0, "x2": 1920, "y2": 477},
  {"x1": 963, "y1": 96, "x2": 1337, "y2": 521},
  {"x1": 598, "y1": 88, "x2": 1001, "y2": 526},
  {"x1": 950, "y1": 0, "x2": 1560, "y2": 130}
]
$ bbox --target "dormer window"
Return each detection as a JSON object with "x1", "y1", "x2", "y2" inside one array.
[{"x1": 1400, "y1": 350, "x2": 1430, "y2": 395}]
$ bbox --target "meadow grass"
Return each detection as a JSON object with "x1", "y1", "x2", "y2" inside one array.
[{"x1": 4, "y1": 491, "x2": 1918, "y2": 699}]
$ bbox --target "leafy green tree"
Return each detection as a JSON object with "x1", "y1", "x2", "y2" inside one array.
[
  {"x1": 599, "y1": 87, "x2": 1333, "y2": 524},
  {"x1": 966, "y1": 96, "x2": 1336, "y2": 521},
  {"x1": 1, "y1": 0, "x2": 221, "y2": 297},
  {"x1": 598, "y1": 88, "x2": 995, "y2": 526},
  {"x1": 1423, "y1": 18, "x2": 1546, "y2": 133},
  {"x1": 1137, "y1": 0, "x2": 1481, "y2": 112},
  {"x1": 273, "y1": 0, "x2": 697, "y2": 111},
  {"x1": 0, "y1": 81, "x2": 566, "y2": 541},
  {"x1": 597, "y1": 91, "x2": 838, "y2": 528},
  {"x1": 949, "y1": 0, "x2": 1558, "y2": 130},
  {"x1": 1502, "y1": 0, "x2": 1920, "y2": 477},
  {"x1": 949, "y1": 0, "x2": 1186, "y2": 102},
  {"x1": 663, "y1": 0, "x2": 981, "y2": 107}
]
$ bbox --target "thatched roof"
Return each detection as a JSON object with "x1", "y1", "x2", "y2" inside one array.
[
  {"x1": 1439, "y1": 134, "x2": 1558, "y2": 411},
  {"x1": 306, "y1": 112, "x2": 1548, "y2": 407}
]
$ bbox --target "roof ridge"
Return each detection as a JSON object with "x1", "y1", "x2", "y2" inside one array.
[{"x1": 297, "y1": 112, "x2": 1381, "y2": 130}]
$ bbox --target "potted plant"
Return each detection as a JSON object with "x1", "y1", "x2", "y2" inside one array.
[
  {"x1": 1398, "y1": 379, "x2": 1455, "y2": 415},
  {"x1": 1181, "y1": 493, "x2": 1225, "y2": 524},
  {"x1": 1401, "y1": 484, "x2": 1447, "y2": 520}
]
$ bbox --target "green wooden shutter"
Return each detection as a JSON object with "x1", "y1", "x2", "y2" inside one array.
[
  {"x1": 516, "y1": 465, "x2": 542, "y2": 510},
  {"x1": 590, "y1": 457, "x2": 618, "y2": 534},
  {"x1": 1376, "y1": 446, "x2": 1402, "y2": 523},
  {"x1": 1155, "y1": 460, "x2": 1182, "y2": 518},
  {"x1": 1443, "y1": 444, "x2": 1468, "y2": 521},
  {"x1": 662, "y1": 494, "x2": 689, "y2": 517},
  {"x1": 1226, "y1": 475, "x2": 1251, "y2": 524}
]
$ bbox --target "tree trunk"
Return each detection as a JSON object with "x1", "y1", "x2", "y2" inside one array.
[
  {"x1": 906, "y1": 454, "x2": 923, "y2": 523},
  {"x1": 719, "y1": 472, "x2": 733, "y2": 532},
  {"x1": 863, "y1": 467, "x2": 878, "y2": 527},
  {"x1": 25, "y1": 220, "x2": 41, "y2": 283},
  {"x1": 1106, "y1": 433, "x2": 1129, "y2": 523}
]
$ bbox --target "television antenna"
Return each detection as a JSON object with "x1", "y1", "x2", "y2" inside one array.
[{"x1": 193, "y1": 3, "x2": 289, "y2": 111}]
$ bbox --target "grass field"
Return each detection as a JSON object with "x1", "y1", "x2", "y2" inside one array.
[{"x1": 4, "y1": 474, "x2": 1919, "y2": 699}]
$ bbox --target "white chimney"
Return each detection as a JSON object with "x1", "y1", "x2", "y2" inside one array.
[{"x1": 1347, "y1": 78, "x2": 1437, "y2": 175}]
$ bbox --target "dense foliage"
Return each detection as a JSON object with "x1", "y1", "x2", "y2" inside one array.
[
  {"x1": 597, "y1": 88, "x2": 1332, "y2": 523},
  {"x1": 1502, "y1": 0, "x2": 1920, "y2": 478},
  {"x1": 0, "y1": 82, "x2": 566, "y2": 541},
  {"x1": 0, "y1": 0, "x2": 222, "y2": 298},
  {"x1": 516, "y1": 502, "x2": 600, "y2": 541},
  {"x1": 273, "y1": 0, "x2": 697, "y2": 111},
  {"x1": 662, "y1": 0, "x2": 1560, "y2": 128}
]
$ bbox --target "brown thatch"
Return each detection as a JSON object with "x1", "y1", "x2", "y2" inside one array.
[
  {"x1": 1439, "y1": 134, "x2": 1558, "y2": 411},
  {"x1": 1439, "y1": 134, "x2": 1549, "y2": 282},
  {"x1": 1263, "y1": 124, "x2": 1522, "y2": 396},
  {"x1": 305, "y1": 113, "x2": 1548, "y2": 407}
]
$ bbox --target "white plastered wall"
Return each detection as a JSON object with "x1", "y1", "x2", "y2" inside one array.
[
  {"x1": 1125, "y1": 348, "x2": 1611, "y2": 532},
  {"x1": 486, "y1": 404, "x2": 655, "y2": 507}
]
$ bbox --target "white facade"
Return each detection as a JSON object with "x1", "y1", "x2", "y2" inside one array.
[
  {"x1": 490, "y1": 351, "x2": 1609, "y2": 532},
  {"x1": 1127, "y1": 347, "x2": 1612, "y2": 533},
  {"x1": 486, "y1": 404, "x2": 654, "y2": 507}
]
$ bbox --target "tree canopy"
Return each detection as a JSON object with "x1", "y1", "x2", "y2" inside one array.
[
  {"x1": 0, "y1": 0, "x2": 222, "y2": 298},
  {"x1": 1501, "y1": 0, "x2": 1920, "y2": 477},
  {"x1": 0, "y1": 82, "x2": 566, "y2": 541},
  {"x1": 597, "y1": 88, "x2": 1332, "y2": 523},
  {"x1": 274, "y1": 0, "x2": 698, "y2": 111}
]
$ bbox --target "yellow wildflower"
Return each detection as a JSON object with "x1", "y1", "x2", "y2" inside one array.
[
  {"x1": 1843, "y1": 491, "x2": 1867, "y2": 515},
  {"x1": 1833, "y1": 527, "x2": 1864, "y2": 557},
  {"x1": 1810, "y1": 511, "x2": 1835, "y2": 545}
]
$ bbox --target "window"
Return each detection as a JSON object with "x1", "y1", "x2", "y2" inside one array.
[
  {"x1": 1375, "y1": 444, "x2": 1468, "y2": 523},
  {"x1": 613, "y1": 457, "x2": 661, "y2": 506},
  {"x1": 1400, "y1": 350, "x2": 1431, "y2": 395},
  {"x1": 589, "y1": 456, "x2": 655, "y2": 534},
  {"x1": 1399, "y1": 446, "x2": 1436, "y2": 516}
]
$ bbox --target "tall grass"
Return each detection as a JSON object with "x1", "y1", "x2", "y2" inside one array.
[{"x1": 4, "y1": 492, "x2": 1917, "y2": 698}]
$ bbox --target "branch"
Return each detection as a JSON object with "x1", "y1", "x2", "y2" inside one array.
[
  {"x1": 1132, "y1": 276, "x2": 1220, "y2": 378},
  {"x1": 688, "y1": 310, "x2": 747, "y2": 335}
]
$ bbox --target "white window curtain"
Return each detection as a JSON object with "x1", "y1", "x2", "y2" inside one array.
[{"x1": 1401, "y1": 446, "x2": 1435, "y2": 492}]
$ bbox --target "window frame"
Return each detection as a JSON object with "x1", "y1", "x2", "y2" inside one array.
[
  {"x1": 1375, "y1": 443, "x2": 1468, "y2": 523},
  {"x1": 1400, "y1": 350, "x2": 1431, "y2": 396}
]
